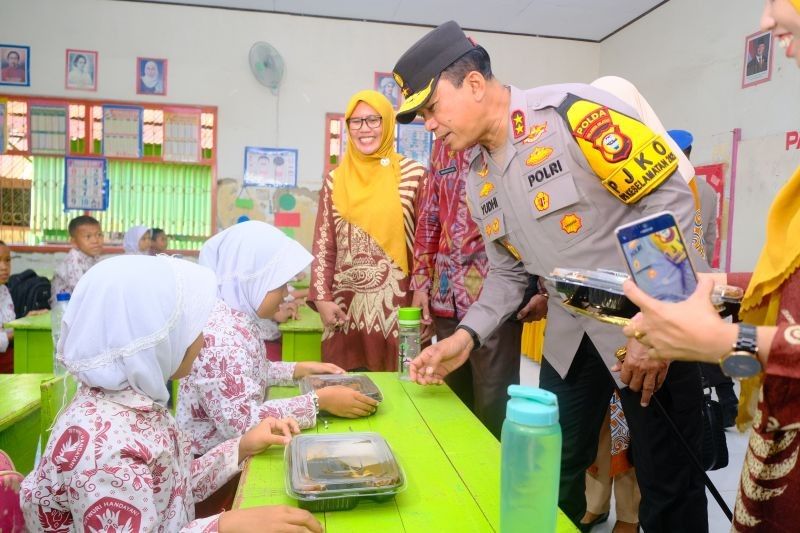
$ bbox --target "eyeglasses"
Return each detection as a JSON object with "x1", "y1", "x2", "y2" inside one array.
[{"x1": 347, "y1": 115, "x2": 382, "y2": 130}]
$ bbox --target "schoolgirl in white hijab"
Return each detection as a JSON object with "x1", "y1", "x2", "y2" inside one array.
[
  {"x1": 178, "y1": 221, "x2": 378, "y2": 456},
  {"x1": 21, "y1": 255, "x2": 321, "y2": 533},
  {"x1": 123, "y1": 225, "x2": 152, "y2": 255}
]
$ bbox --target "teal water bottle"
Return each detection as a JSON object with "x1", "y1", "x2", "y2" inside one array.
[{"x1": 500, "y1": 385, "x2": 561, "y2": 533}]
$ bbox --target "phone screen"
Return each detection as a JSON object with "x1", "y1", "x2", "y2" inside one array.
[{"x1": 615, "y1": 212, "x2": 697, "y2": 302}]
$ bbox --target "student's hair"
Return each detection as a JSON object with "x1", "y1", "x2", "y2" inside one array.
[
  {"x1": 683, "y1": 146, "x2": 692, "y2": 159},
  {"x1": 68, "y1": 215, "x2": 101, "y2": 237},
  {"x1": 440, "y1": 46, "x2": 493, "y2": 88},
  {"x1": 151, "y1": 228, "x2": 165, "y2": 240}
]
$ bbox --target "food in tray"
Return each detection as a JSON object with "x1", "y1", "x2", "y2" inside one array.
[{"x1": 299, "y1": 374, "x2": 383, "y2": 402}]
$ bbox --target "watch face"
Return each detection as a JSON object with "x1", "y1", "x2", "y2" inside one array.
[{"x1": 722, "y1": 353, "x2": 762, "y2": 379}]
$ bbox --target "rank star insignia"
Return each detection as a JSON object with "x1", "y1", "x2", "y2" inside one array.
[
  {"x1": 511, "y1": 110, "x2": 525, "y2": 138},
  {"x1": 560, "y1": 213, "x2": 582, "y2": 234},
  {"x1": 533, "y1": 191, "x2": 550, "y2": 211},
  {"x1": 477, "y1": 163, "x2": 489, "y2": 177},
  {"x1": 479, "y1": 182, "x2": 495, "y2": 198},
  {"x1": 485, "y1": 218, "x2": 501, "y2": 236},
  {"x1": 526, "y1": 146, "x2": 553, "y2": 166},
  {"x1": 523, "y1": 122, "x2": 548, "y2": 144}
]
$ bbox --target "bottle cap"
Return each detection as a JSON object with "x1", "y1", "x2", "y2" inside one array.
[
  {"x1": 506, "y1": 385, "x2": 559, "y2": 427},
  {"x1": 398, "y1": 307, "x2": 421, "y2": 326},
  {"x1": 56, "y1": 292, "x2": 71, "y2": 302}
]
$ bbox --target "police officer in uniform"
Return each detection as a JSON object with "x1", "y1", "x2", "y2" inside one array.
[{"x1": 394, "y1": 21, "x2": 708, "y2": 532}]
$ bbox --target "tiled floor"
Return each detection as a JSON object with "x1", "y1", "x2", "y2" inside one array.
[{"x1": 520, "y1": 356, "x2": 744, "y2": 533}]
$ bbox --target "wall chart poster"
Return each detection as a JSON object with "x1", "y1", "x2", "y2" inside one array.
[
  {"x1": 243, "y1": 146, "x2": 298, "y2": 188},
  {"x1": 396, "y1": 121, "x2": 432, "y2": 167},
  {"x1": 64, "y1": 156, "x2": 109, "y2": 211},
  {"x1": 29, "y1": 104, "x2": 68, "y2": 155},
  {"x1": 102, "y1": 105, "x2": 143, "y2": 158},
  {"x1": 163, "y1": 107, "x2": 201, "y2": 163}
]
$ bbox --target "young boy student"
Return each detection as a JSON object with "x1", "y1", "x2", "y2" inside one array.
[
  {"x1": 50, "y1": 215, "x2": 103, "y2": 301},
  {"x1": 178, "y1": 221, "x2": 379, "y2": 456},
  {"x1": 21, "y1": 255, "x2": 322, "y2": 532}
]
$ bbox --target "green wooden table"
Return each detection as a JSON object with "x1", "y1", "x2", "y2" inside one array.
[
  {"x1": 279, "y1": 305, "x2": 323, "y2": 362},
  {"x1": 0, "y1": 373, "x2": 53, "y2": 474},
  {"x1": 234, "y1": 373, "x2": 578, "y2": 532},
  {"x1": 5, "y1": 311, "x2": 54, "y2": 373}
]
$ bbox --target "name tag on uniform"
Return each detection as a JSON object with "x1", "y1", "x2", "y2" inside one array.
[{"x1": 529, "y1": 174, "x2": 580, "y2": 219}]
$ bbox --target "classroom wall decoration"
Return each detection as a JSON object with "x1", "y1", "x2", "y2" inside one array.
[
  {"x1": 396, "y1": 121, "x2": 432, "y2": 166},
  {"x1": 136, "y1": 57, "x2": 167, "y2": 96},
  {"x1": 742, "y1": 30, "x2": 773, "y2": 88},
  {"x1": 29, "y1": 105, "x2": 68, "y2": 155},
  {"x1": 0, "y1": 44, "x2": 30, "y2": 87},
  {"x1": 64, "y1": 156, "x2": 108, "y2": 211},
  {"x1": 0, "y1": 100, "x2": 6, "y2": 154},
  {"x1": 163, "y1": 107, "x2": 201, "y2": 163},
  {"x1": 243, "y1": 146, "x2": 298, "y2": 187},
  {"x1": 102, "y1": 105, "x2": 143, "y2": 158},
  {"x1": 65, "y1": 49, "x2": 98, "y2": 92}
]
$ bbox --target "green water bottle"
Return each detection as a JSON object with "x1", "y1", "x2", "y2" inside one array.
[
  {"x1": 397, "y1": 307, "x2": 421, "y2": 380},
  {"x1": 500, "y1": 385, "x2": 561, "y2": 532}
]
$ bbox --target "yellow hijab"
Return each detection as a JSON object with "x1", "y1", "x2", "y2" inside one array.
[
  {"x1": 332, "y1": 90, "x2": 408, "y2": 274},
  {"x1": 736, "y1": 166, "x2": 800, "y2": 429}
]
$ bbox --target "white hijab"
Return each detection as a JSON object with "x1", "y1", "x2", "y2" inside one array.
[
  {"x1": 58, "y1": 255, "x2": 216, "y2": 405},
  {"x1": 199, "y1": 221, "x2": 313, "y2": 318},
  {"x1": 124, "y1": 225, "x2": 150, "y2": 255},
  {"x1": 590, "y1": 76, "x2": 695, "y2": 183},
  {"x1": 141, "y1": 61, "x2": 160, "y2": 90}
]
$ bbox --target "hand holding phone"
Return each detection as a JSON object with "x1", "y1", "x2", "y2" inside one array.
[{"x1": 615, "y1": 211, "x2": 697, "y2": 303}]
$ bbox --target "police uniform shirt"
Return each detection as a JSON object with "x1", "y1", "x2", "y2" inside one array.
[{"x1": 459, "y1": 83, "x2": 708, "y2": 383}]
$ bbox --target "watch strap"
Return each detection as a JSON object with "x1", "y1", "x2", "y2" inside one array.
[{"x1": 735, "y1": 323, "x2": 758, "y2": 354}]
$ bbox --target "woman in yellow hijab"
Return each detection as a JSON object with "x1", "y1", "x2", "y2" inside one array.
[
  {"x1": 309, "y1": 90, "x2": 426, "y2": 371},
  {"x1": 620, "y1": 1, "x2": 800, "y2": 530}
]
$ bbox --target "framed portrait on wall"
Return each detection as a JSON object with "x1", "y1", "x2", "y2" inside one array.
[
  {"x1": 243, "y1": 146, "x2": 298, "y2": 188},
  {"x1": 65, "y1": 49, "x2": 98, "y2": 91},
  {"x1": 0, "y1": 44, "x2": 30, "y2": 87},
  {"x1": 374, "y1": 72, "x2": 402, "y2": 109},
  {"x1": 136, "y1": 57, "x2": 167, "y2": 96},
  {"x1": 742, "y1": 30, "x2": 773, "y2": 88}
]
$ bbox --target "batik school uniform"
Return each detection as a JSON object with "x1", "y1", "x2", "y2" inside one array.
[
  {"x1": 21, "y1": 386, "x2": 241, "y2": 532},
  {"x1": 50, "y1": 248, "x2": 99, "y2": 302},
  {"x1": 0, "y1": 285, "x2": 15, "y2": 372},
  {"x1": 177, "y1": 300, "x2": 317, "y2": 455}
]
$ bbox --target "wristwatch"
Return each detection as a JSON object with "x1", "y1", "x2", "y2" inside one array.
[
  {"x1": 310, "y1": 390, "x2": 320, "y2": 414},
  {"x1": 455, "y1": 324, "x2": 481, "y2": 350},
  {"x1": 720, "y1": 323, "x2": 762, "y2": 379}
]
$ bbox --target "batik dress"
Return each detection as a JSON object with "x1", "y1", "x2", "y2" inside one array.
[
  {"x1": 21, "y1": 387, "x2": 240, "y2": 532},
  {"x1": 309, "y1": 157, "x2": 425, "y2": 371},
  {"x1": 177, "y1": 300, "x2": 316, "y2": 455}
]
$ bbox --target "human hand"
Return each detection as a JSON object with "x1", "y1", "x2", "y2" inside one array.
[
  {"x1": 316, "y1": 386, "x2": 379, "y2": 418},
  {"x1": 612, "y1": 339, "x2": 670, "y2": 407},
  {"x1": 411, "y1": 290, "x2": 435, "y2": 343},
  {"x1": 238, "y1": 417, "x2": 299, "y2": 462},
  {"x1": 273, "y1": 301, "x2": 300, "y2": 323},
  {"x1": 293, "y1": 362, "x2": 346, "y2": 379},
  {"x1": 516, "y1": 294, "x2": 548, "y2": 322},
  {"x1": 218, "y1": 505, "x2": 323, "y2": 533},
  {"x1": 409, "y1": 328, "x2": 472, "y2": 385},
  {"x1": 315, "y1": 301, "x2": 346, "y2": 330},
  {"x1": 622, "y1": 278, "x2": 737, "y2": 364}
]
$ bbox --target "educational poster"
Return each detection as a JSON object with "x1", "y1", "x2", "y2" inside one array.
[
  {"x1": 64, "y1": 157, "x2": 108, "y2": 211},
  {"x1": 694, "y1": 164, "x2": 725, "y2": 269},
  {"x1": 397, "y1": 121, "x2": 432, "y2": 166},
  {"x1": 29, "y1": 104, "x2": 68, "y2": 155},
  {"x1": 243, "y1": 146, "x2": 298, "y2": 187},
  {"x1": 163, "y1": 107, "x2": 201, "y2": 163},
  {"x1": 102, "y1": 105, "x2": 143, "y2": 158},
  {"x1": 0, "y1": 100, "x2": 6, "y2": 154}
]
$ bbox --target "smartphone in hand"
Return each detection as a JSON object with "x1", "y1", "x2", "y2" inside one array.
[{"x1": 615, "y1": 211, "x2": 697, "y2": 302}]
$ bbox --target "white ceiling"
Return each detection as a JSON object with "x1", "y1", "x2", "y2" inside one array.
[{"x1": 128, "y1": 0, "x2": 669, "y2": 42}]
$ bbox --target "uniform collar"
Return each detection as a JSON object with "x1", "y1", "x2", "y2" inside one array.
[{"x1": 83, "y1": 385, "x2": 164, "y2": 413}]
